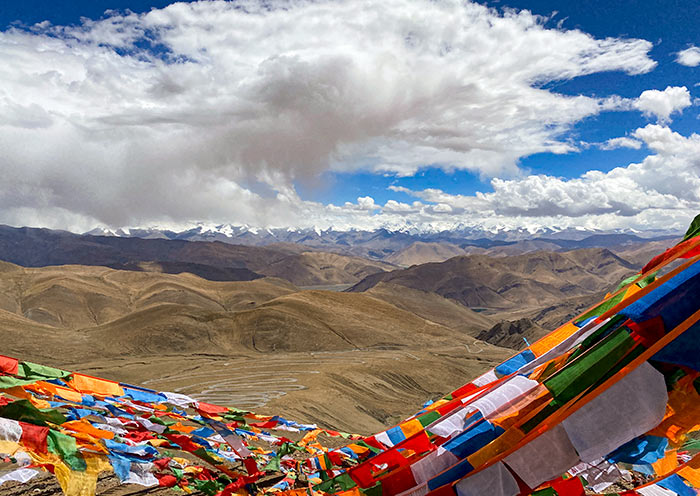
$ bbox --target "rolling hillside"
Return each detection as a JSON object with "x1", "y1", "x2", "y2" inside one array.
[
  {"x1": 349, "y1": 248, "x2": 637, "y2": 309},
  {"x1": 0, "y1": 261, "x2": 511, "y2": 431}
]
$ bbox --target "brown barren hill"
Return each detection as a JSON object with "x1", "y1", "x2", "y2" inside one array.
[
  {"x1": 257, "y1": 251, "x2": 395, "y2": 286},
  {"x1": 349, "y1": 248, "x2": 637, "y2": 309},
  {"x1": 0, "y1": 261, "x2": 510, "y2": 434},
  {"x1": 386, "y1": 242, "x2": 469, "y2": 266},
  {"x1": 365, "y1": 282, "x2": 495, "y2": 334}
]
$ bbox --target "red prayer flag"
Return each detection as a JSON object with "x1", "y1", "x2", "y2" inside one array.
[
  {"x1": 20, "y1": 422, "x2": 49, "y2": 453},
  {"x1": 0, "y1": 355, "x2": 19, "y2": 375},
  {"x1": 550, "y1": 476, "x2": 585, "y2": 496},
  {"x1": 197, "y1": 402, "x2": 230, "y2": 415},
  {"x1": 157, "y1": 474, "x2": 178, "y2": 487},
  {"x1": 643, "y1": 237, "x2": 700, "y2": 274}
]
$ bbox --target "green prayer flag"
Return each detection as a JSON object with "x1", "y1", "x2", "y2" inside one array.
[
  {"x1": 683, "y1": 213, "x2": 700, "y2": 241},
  {"x1": 575, "y1": 292, "x2": 625, "y2": 324},
  {"x1": 18, "y1": 362, "x2": 70, "y2": 380},
  {"x1": 682, "y1": 438, "x2": 700, "y2": 451},
  {"x1": 333, "y1": 473, "x2": 357, "y2": 491},
  {"x1": 314, "y1": 472, "x2": 356, "y2": 493},
  {"x1": 356, "y1": 440, "x2": 382, "y2": 455},
  {"x1": 264, "y1": 456, "x2": 281, "y2": 472},
  {"x1": 193, "y1": 479, "x2": 221, "y2": 496},
  {"x1": 567, "y1": 315, "x2": 626, "y2": 363},
  {"x1": 637, "y1": 271, "x2": 657, "y2": 289},
  {"x1": 544, "y1": 329, "x2": 637, "y2": 405},
  {"x1": 149, "y1": 415, "x2": 176, "y2": 426},
  {"x1": 278, "y1": 442, "x2": 303, "y2": 457},
  {"x1": 417, "y1": 410, "x2": 440, "y2": 428},
  {"x1": 361, "y1": 482, "x2": 382, "y2": 496},
  {"x1": 48, "y1": 430, "x2": 86, "y2": 471},
  {"x1": 192, "y1": 447, "x2": 222, "y2": 467},
  {"x1": 0, "y1": 399, "x2": 66, "y2": 426},
  {"x1": 0, "y1": 376, "x2": 39, "y2": 389},
  {"x1": 615, "y1": 274, "x2": 640, "y2": 292}
]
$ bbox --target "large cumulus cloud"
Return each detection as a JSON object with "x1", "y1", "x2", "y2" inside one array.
[{"x1": 0, "y1": 0, "x2": 671, "y2": 231}]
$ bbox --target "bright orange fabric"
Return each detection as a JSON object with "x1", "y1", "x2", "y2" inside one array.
[
  {"x1": 400, "y1": 419, "x2": 424, "y2": 439},
  {"x1": 651, "y1": 449, "x2": 678, "y2": 476},
  {"x1": 169, "y1": 421, "x2": 198, "y2": 434},
  {"x1": 649, "y1": 374, "x2": 700, "y2": 446},
  {"x1": 62, "y1": 420, "x2": 115, "y2": 440},
  {"x1": 678, "y1": 456, "x2": 700, "y2": 487},
  {"x1": 27, "y1": 382, "x2": 83, "y2": 403},
  {"x1": 69, "y1": 374, "x2": 124, "y2": 397},
  {"x1": 529, "y1": 322, "x2": 579, "y2": 357}
]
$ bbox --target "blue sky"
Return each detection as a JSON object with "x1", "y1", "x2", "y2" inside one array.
[{"x1": 0, "y1": 0, "x2": 698, "y2": 232}]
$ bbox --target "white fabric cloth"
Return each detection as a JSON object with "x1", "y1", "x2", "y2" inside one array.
[
  {"x1": 375, "y1": 431, "x2": 394, "y2": 448},
  {"x1": 135, "y1": 417, "x2": 166, "y2": 434},
  {"x1": 471, "y1": 369, "x2": 498, "y2": 387},
  {"x1": 470, "y1": 376, "x2": 540, "y2": 419},
  {"x1": 454, "y1": 461, "x2": 519, "y2": 496},
  {"x1": 0, "y1": 418, "x2": 22, "y2": 443},
  {"x1": 428, "y1": 376, "x2": 538, "y2": 438},
  {"x1": 504, "y1": 424, "x2": 580, "y2": 488},
  {"x1": 162, "y1": 391, "x2": 198, "y2": 408},
  {"x1": 274, "y1": 424, "x2": 300, "y2": 432},
  {"x1": 459, "y1": 391, "x2": 482, "y2": 405},
  {"x1": 120, "y1": 400, "x2": 155, "y2": 413},
  {"x1": 13, "y1": 452, "x2": 32, "y2": 468},
  {"x1": 637, "y1": 485, "x2": 678, "y2": 496},
  {"x1": 99, "y1": 416, "x2": 127, "y2": 427},
  {"x1": 92, "y1": 422, "x2": 128, "y2": 436},
  {"x1": 562, "y1": 361, "x2": 668, "y2": 462},
  {"x1": 0, "y1": 468, "x2": 39, "y2": 486},
  {"x1": 410, "y1": 447, "x2": 460, "y2": 484},
  {"x1": 124, "y1": 462, "x2": 159, "y2": 487},
  {"x1": 426, "y1": 406, "x2": 477, "y2": 438}
]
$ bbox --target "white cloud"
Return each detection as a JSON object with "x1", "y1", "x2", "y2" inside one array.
[
  {"x1": 634, "y1": 86, "x2": 692, "y2": 123},
  {"x1": 599, "y1": 136, "x2": 643, "y2": 150},
  {"x1": 388, "y1": 124, "x2": 700, "y2": 231},
  {"x1": 430, "y1": 203, "x2": 454, "y2": 214},
  {"x1": 676, "y1": 46, "x2": 700, "y2": 67},
  {"x1": 344, "y1": 196, "x2": 379, "y2": 212},
  {"x1": 0, "y1": 0, "x2": 659, "y2": 230},
  {"x1": 383, "y1": 200, "x2": 422, "y2": 213}
]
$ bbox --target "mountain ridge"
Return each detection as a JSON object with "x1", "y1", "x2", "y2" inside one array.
[
  {"x1": 0, "y1": 225, "x2": 395, "y2": 286},
  {"x1": 348, "y1": 248, "x2": 638, "y2": 310}
]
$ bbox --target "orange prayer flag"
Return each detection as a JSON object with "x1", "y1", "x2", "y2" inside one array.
[
  {"x1": 69, "y1": 374, "x2": 124, "y2": 397},
  {"x1": 62, "y1": 420, "x2": 115, "y2": 440},
  {"x1": 651, "y1": 449, "x2": 678, "y2": 476},
  {"x1": 400, "y1": 419, "x2": 424, "y2": 439}
]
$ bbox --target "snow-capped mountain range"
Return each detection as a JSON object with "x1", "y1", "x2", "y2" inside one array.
[{"x1": 84, "y1": 223, "x2": 680, "y2": 254}]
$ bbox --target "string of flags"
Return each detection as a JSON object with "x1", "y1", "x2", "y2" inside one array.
[{"x1": 1, "y1": 213, "x2": 700, "y2": 496}]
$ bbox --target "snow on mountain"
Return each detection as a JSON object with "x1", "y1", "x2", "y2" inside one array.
[{"x1": 82, "y1": 222, "x2": 681, "y2": 254}]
